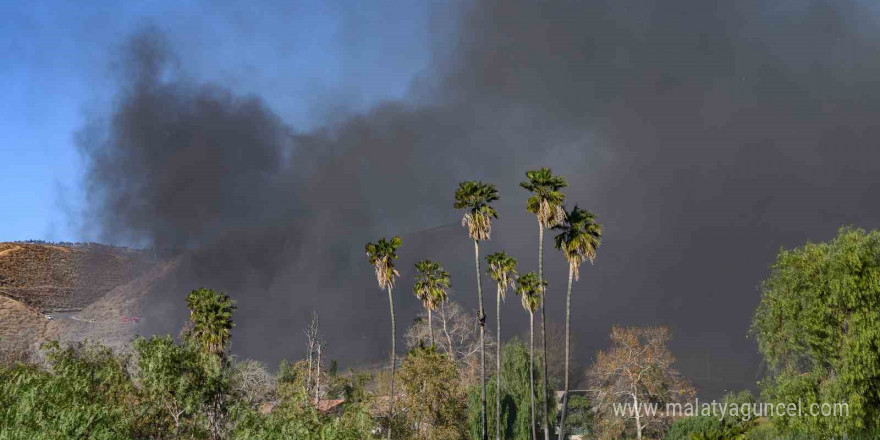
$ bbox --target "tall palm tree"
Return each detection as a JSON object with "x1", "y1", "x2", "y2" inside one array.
[
  {"x1": 413, "y1": 259, "x2": 450, "y2": 346},
  {"x1": 520, "y1": 168, "x2": 567, "y2": 440},
  {"x1": 365, "y1": 236, "x2": 402, "y2": 439},
  {"x1": 516, "y1": 272, "x2": 546, "y2": 440},
  {"x1": 184, "y1": 288, "x2": 236, "y2": 356},
  {"x1": 552, "y1": 206, "x2": 601, "y2": 440},
  {"x1": 486, "y1": 252, "x2": 518, "y2": 440},
  {"x1": 454, "y1": 180, "x2": 499, "y2": 440},
  {"x1": 184, "y1": 288, "x2": 236, "y2": 440}
]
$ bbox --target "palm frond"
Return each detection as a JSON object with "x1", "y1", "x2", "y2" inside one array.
[
  {"x1": 552, "y1": 205, "x2": 602, "y2": 280},
  {"x1": 454, "y1": 180, "x2": 499, "y2": 241},
  {"x1": 521, "y1": 168, "x2": 568, "y2": 228},
  {"x1": 414, "y1": 259, "x2": 451, "y2": 311},
  {"x1": 515, "y1": 271, "x2": 546, "y2": 312},
  {"x1": 365, "y1": 236, "x2": 402, "y2": 290},
  {"x1": 184, "y1": 288, "x2": 236, "y2": 355},
  {"x1": 486, "y1": 252, "x2": 518, "y2": 301}
]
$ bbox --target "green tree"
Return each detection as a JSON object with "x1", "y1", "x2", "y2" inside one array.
[
  {"x1": 664, "y1": 391, "x2": 757, "y2": 440},
  {"x1": 487, "y1": 251, "x2": 518, "y2": 440},
  {"x1": 564, "y1": 394, "x2": 593, "y2": 438},
  {"x1": 399, "y1": 345, "x2": 468, "y2": 440},
  {"x1": 751, "y1": 227, "x2": 880, "y2": 438},
  {"x1": 468, "y1": 338, "x2": 554, "y2": 440},
  {"x1": 228, "y1": 357, "x2": 373, "y2": 440},
  {"x1": 133, "y1": 335, "x2": 208, "y2": 437},
  {"x1": 0, "y1": 341, "x2": 137, "y2": 440},
  {"x1": 552, "y1": 205, "x2": 601, "y2": 439},
  {"x1": 517, "y1": 271, "x2": 547, "y2": 440},
  {"x1": 366, "y1": 235, "x2": 403, "y2": 439},
  {"x1": 520, "y1": 168, "x2": 567, "y2": 440},
  {"x1": 231, "y1": 364, "x2": 373, "y2": 440},
  {"x1": 183, "y1": 288, "x2": 236, "y2": 440},
  {"x1": 455, "y1": 180, "x2": 500, "y2": 440},
  {"x1": 185, "y1": 288, "x2": 237, "y2": 356},
  {"x1": 414, "y1": 259, "x2": 451, "y2": 346}
]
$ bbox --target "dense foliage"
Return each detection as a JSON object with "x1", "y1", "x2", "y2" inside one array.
[
  {"x1": 0, "y1": 289, "x2": 374, "y2": 440},
  {"x1": 398, "y1": 345, "x2": 468, "y2": 440},
  {"x1": 752, "y1": 227, "x2": 880, "y2": 438},
  {"x1": 0, "y1": 341, "x2": 136, "y2": 440},
  {"x1": 467, "y1": 339, "x2": 555, "y2": 440},
  {"x1": 564, "y1": 394, "x2": 593, "y2": 437},
  {"x1": 664, "y1": 391, "x2": 757, "y2": 440}
]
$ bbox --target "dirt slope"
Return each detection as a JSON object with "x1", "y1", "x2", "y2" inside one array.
[
  {"x1": 0, "y1": 242, "x2": 172, "y2": 356},
  {"x1": 0, "y1": 295, "x2": 49, "y2": 360},
  {"x1": 47, "y1": 259, "x2": 181, "y2": 348},
  {"x1": 0, "y1": 242, "x2": 155, "y2": 311}
]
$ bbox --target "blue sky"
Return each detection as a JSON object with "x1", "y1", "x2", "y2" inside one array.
[{"x1": 0, "y1": 0, "x2": 433, "y2": 242}]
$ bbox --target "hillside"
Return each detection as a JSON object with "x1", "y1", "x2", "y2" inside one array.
[
  {"x1": 47, "y1": 259, "x2": 181, "y2": 349},
  {"x1": 0, "y1": 242, "x2": 156, "y2": 311},
  {"x1": 0, "y1": 242, "x2": 167, "y2": 357},
  {"x1": 0, "y1": 295, "x2": 49, "y2": 361}
]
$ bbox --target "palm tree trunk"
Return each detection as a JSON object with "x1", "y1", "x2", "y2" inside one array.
[
  {"x1": 529, "y1": 311, "x2": 537, "y2": 440},
  {"x1": 474, "y1": 239, "x2": 487, "y2": 440},
  {"x1": 428, "y1": 308, "x2": 434, "y2": 347},
  {"x1": 387, "y1": 286, "x2": 396, "y2": 440},
  {"x1": 557, "y1": 268, "x2": 574, "y2": 440},
  {"x1": 496, "y1": 285, "x2": 502, "y2": 440},
  {"x1": 538, "y1": 222, "x2": 550, "y2": 440}
]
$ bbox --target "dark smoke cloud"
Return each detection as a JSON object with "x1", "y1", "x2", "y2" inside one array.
[{"x1": 79, "y1": 1, "x2": 880, "y2": 397}]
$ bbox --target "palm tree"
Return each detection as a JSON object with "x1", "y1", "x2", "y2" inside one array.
[
  {"x1": 184, "y1": 288, "x2": 236, "y2": 440},
  {"x1": 365, "y1": 236, "x2": 402, "y2": 439},
  {"x1": 184, "y1": 288, "x2": 236, "y2": 356},
  {"x1": 413, "y1": 259, "x2": 451, "y2": 346},
  {"x1": 454, "y1": 180, "x2": 499, "y2": 440},
  {"x1": 516, "y1": 272, "x2": 546, "y2": 440},
  {"x1": 486, "y1": 251, "x2": 517, "y2": 440},
  {"x1": 553, "y1": 206, "x2": 601, "y2": 440},
  {"x1": 520, "y1": 168, "x2": 567, "y2": 440}
]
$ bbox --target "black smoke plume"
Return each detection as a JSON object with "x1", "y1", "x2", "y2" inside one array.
[{"x1": 79, "y1": 1, "x2": 880, "y2": 396}]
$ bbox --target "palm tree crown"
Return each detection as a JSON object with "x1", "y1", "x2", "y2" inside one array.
[
  {"x1": 553, "y1": 206, "x2": 602, "y2": 280},
  {"x1": 185, "y1": 288, "x2": 236, "y2": 355},
  {"x1": 520, "y1": 168, "x2": 567, "y2": 228},
  {"x1": 365, "y1": 236, "x2": 402, "y2": 290},
  {"x1": 486, "y1": 252, "x2": 518, "y2": 301},
  {"x1": 516, "y1": 272, "x2": 546, "y2": 313},
  {"x1": 414, "y1": 259, "x2": 450, "y2": 311},
  {"x1": 454, "y1": 181, "x2": 499, "y2": 241}
]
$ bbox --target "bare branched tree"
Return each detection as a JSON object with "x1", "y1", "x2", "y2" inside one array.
[
  {"x1": 303, "y1": 311, "x2": 328, "y2": 402},
  {"x1": 304, "y1": 311, "x2": 320, "y2": 399},
  {"x1": 405, "y1": 300, "x2": 495, "y2": 387},
  {"x1": 588, "y1": 326, "x2": 695, "y2": 440},
  {"x1": 231, "y1": 359, "x2": 276, "y2": 408}
]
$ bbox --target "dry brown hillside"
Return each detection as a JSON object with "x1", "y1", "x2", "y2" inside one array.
[
  {"x1": 0, "y1": 242, "x2": 155, "y2": 311},
  {"x1": 0, "y1": 295, "x2": 49, "y2": 361},
  {"x1": 0, "y1": 241, "x2": 168, "y2": 359},
  {"x1": 47, "y1": 259, "x2": 181, "y2": 349}
]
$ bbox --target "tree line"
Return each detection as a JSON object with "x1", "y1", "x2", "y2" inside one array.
[{"x1": 3, "y1": 168, "x2": 880, "y2": 439}]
